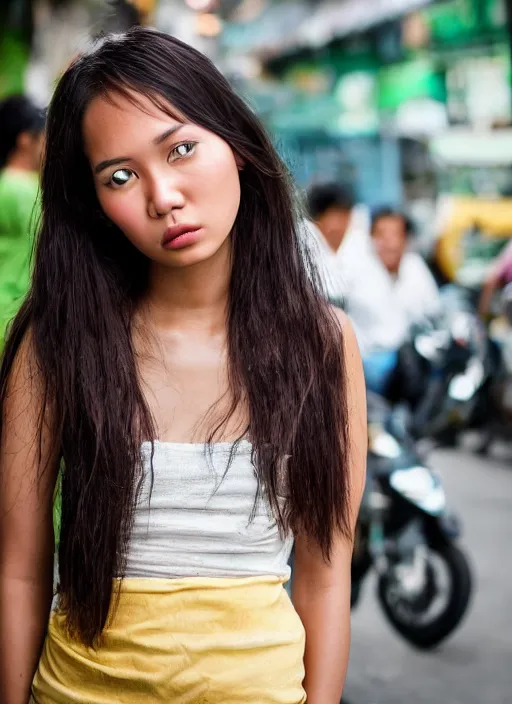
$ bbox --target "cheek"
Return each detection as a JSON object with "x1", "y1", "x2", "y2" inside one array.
[
  {"x1": 376, "y1": 233, "x2": 400, "y2": 254},
  {"x1": 224, "y1": 169, "x2": 241, "y2": 222},
  {"x1": 99, "y1": 191, "x2": 144, "y2": 238},
  {"x1": 329, "y1": 215, "x2": 347, "y2": 236},
  {"x1": 388, "y1": 234, "x2": 406, "y2": 255},
  {"x1": 197, "y1": 147, "x2": 241, "y2": 224},
  {"x1": 373, "y1": 236, "x2": 385, "y2": 253}
]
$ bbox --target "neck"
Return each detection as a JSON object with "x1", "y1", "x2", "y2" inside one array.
[
  {"x1": 143, "y1": 238, "x2": 231, "y2": 334},
  {"x1": 5, "y1": 151, "x2": 35, "y2": 173},
  {"x1": 387, "y1": 257, "x2": 403, "y2": 277},
  {"x1": 324, "y1": 232, "x2": 345, "y2": 253}
]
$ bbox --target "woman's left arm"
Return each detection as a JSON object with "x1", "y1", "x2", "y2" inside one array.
[{"x1": 292, "y1": 313, "x2": 367, "y2": 704}]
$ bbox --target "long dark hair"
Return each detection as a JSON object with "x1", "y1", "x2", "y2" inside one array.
[{"x1": 0, "y1": 28, "x2": 350, "y2": 646}]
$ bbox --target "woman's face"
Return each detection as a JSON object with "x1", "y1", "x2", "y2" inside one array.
[{"x1": 83, "y1": 91, "x2": 241, "y2": 268}]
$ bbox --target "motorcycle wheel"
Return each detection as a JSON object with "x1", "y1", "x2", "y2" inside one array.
[{"x1": 377, "y1": 542, "x2": 472, "y2": 650}]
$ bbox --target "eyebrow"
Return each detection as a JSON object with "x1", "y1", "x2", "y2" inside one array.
[
  {"x1": 153, "y1": 124, "x2": 184, "y2": 145},
  {"x1": 94, "y1": 124, "x2": 185, "y2": 174}
]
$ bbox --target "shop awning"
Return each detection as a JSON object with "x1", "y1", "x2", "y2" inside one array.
[
  {"x1": 295, "y1": 0, "x2": 436, "y2": 48},
  {"x1": 223, "y1": 0, "x2": 436, "y2": 56},
  {"x1": 430, "y1": 129, "x2": 512, "y2": 167}
]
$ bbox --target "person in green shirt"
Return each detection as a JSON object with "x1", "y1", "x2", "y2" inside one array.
[
  {"x1": 0, "y1": 95, "x2": 61, "y2": 545},
  {"x1": 0, "y1": 94, "x2": 45, "y2": 346}
]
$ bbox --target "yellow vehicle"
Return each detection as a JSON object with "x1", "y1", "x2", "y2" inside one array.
[{"x1": 431, "y1": 129, "x2": 512, "y2": 288}]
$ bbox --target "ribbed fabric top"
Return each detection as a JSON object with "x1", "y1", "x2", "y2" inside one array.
[{"x1": 124, "y1": 440, "x2": 293, "y2": 580}]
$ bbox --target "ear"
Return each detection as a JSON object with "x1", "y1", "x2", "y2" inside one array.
[{"x1": 235, "y1": 153, "x2": 245, "y2": 171}]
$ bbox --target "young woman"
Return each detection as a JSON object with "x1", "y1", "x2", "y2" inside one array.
[
  {"x1": 0, "y1": 28, "x2": 366, "y2": 704},
  {"x1": 0, "y1": 95, "x2": 45, "y2": 347}
]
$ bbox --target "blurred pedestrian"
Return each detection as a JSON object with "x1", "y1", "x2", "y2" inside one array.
[
  {"x1": 306, "y1": 192, "x2": 440, "y2": 394},
  {"x1": 0, "y1": 28, "x2": 366, "y2": 704},
  {"x1": 366, "y1": 207, "x2": 441, "y2": 398},
  {"x1": 358, "y1": 207, "x2": 440, "y2": 394},
  {"x1": 0, "y1": 94, "x2": 45, "y2": 346},
  {"x1": 370, "y1": 207, "x2": 441, "y2": 325},
  {"x1": 304, "y1": 182, "x2": 369, "y2": 308},
  {"x1": 307, "y1": 182, "x2": 355, "y2": 253},
  {"x1": 307, "y1": 182, "x2": 370, "y2": 259}
]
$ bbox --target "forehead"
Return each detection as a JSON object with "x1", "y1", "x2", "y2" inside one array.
[
  {"x1": 321, "y1": 206, "x2": 349, "y2": 219},
  {"x1": 82, "y1": 91, "x2": 185, "y2": 156},
  {"x1": 374, "y1": 215, "x2": 405, "y2": 231}
]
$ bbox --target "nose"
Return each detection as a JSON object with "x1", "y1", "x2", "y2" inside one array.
[{"x1": 147, "y1": 174, "x2": 185, "y2": 220}]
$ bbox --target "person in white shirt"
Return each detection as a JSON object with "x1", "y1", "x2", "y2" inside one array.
[
  {"x1": 363, "y1": 207, "x2": 441, "y2": 395},
  {"x1": 306, "y1": 186, "x2": 440, "y2": 393},
  {"x1": 304, "y1": 183, "x2": 370, "y2": 306},
  {"x1": 305, "y1": 182, "x2": 370, "y2": 263},
  {"x1": 369, "y1": 206, "x2": 441, "y2": 330},
  {"x1": 301, "y1": 184, "x2": 353, "y2": 306}
]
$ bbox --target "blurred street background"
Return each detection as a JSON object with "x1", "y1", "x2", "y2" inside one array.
[
  {"x1": 1, "y1": 1, "x2": 512, "y2": 703},
  {"x1": 347, "y1": 442, "x2": 512, "y2": 704}
]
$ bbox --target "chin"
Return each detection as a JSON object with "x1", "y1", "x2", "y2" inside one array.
[
  {"x1": 163, "y1": 240, "x2": 230, "y2": 269},
  {"x1": 168, "y1": 253, "x2": 208, "y2": 268}
]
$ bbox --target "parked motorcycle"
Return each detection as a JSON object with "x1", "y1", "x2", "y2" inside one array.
[
  {"x1": 351, "y1": 393, "x2": 473, "y2": 649},
  {"x1": 398, "y1": 285, "x2": 495, "y2": 445}
]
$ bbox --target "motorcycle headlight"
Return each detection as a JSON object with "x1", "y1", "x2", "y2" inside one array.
[
  {"x1": 450, "y1": 312, "x2": 473, "y2": 346},
  {"x1": 449, "y1": 311, "x2": 486, "y2": 357},
  {"x1": 414, "y1": 331, "x2": 450, "y2": 362},
  {"x1": 448, "y1": 358, "x2": 485, "y2": 402},
  {"x1": 389, "y1": 466, "x2": 446, "y2": 515}
]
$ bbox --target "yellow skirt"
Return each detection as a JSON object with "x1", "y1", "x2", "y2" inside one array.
[{"x1": 32, "y1": 576, "x2": 306, "y2": 704}]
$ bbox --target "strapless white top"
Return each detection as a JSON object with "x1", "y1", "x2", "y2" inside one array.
[{"x1": 124, "y1": 440, "x2": 294, "y2": 580}]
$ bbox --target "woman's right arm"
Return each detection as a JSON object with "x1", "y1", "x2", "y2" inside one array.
[{"x1": 0, "y1": 337, "x2": 58, "y2": 704}]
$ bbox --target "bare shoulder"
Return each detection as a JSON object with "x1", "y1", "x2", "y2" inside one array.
[
  {"x1": 328, "y1": 304, "x2": 366, "y2": 420},
  {"x1": 329, "y1": 306, "x2": 361, "y2": 357},
  {"x1": 329, "y1": 305, "x2": 349, "y2": 328},
  {"x1": 328, "y1": 306, "x2": 365, "y2": 401}
]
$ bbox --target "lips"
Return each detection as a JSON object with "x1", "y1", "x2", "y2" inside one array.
[{"x1": 161, "y1": 224, "x2": 201, "y2": 247}]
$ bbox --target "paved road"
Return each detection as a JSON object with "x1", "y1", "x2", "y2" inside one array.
[{"x1": 344, "y1": 442, "x2": 512, "y2": 704}]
